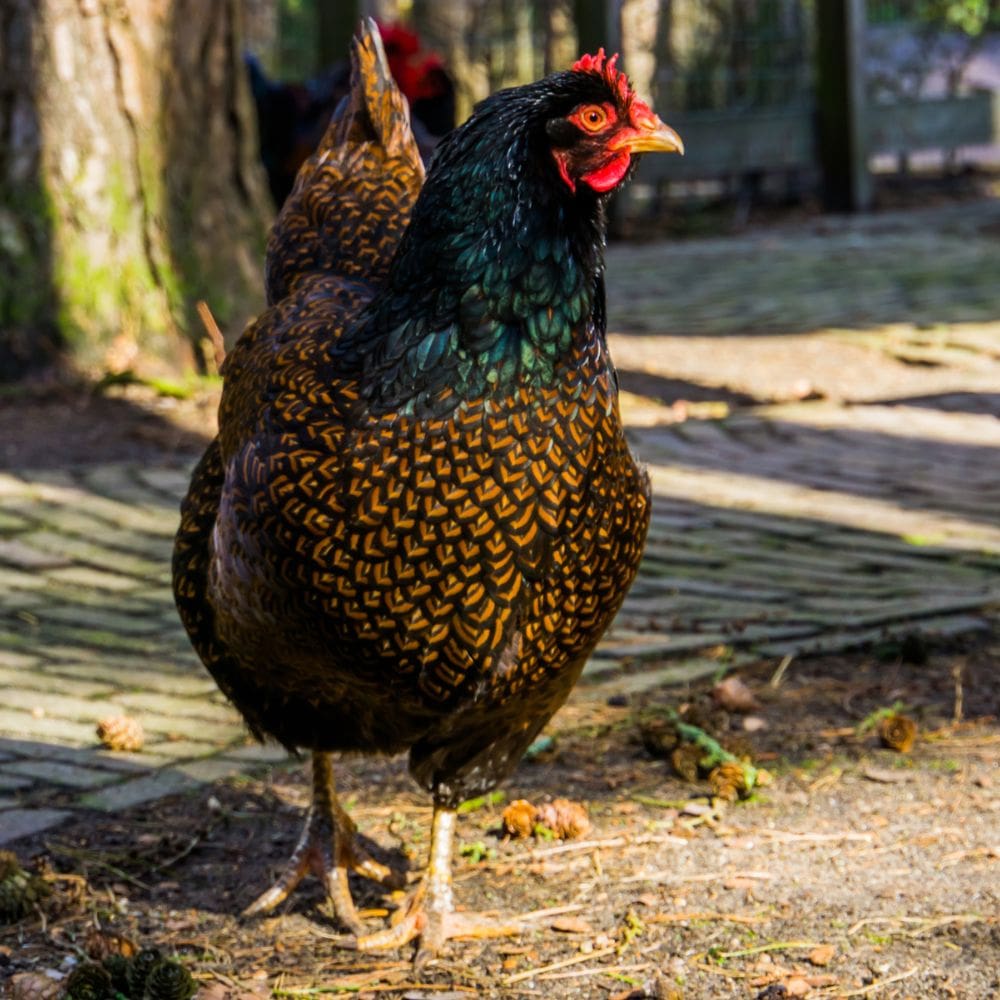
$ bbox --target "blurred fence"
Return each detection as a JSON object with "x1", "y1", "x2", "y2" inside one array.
[
  {"x1": 251, "y1": 0, "x2": 1000, "y2": 203},
  {"x1": 636, "y1": 0, "x2": 1000, "y2": 202}
]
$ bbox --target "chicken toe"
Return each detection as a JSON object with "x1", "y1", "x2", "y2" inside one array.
[
  {"x1": 243, "y1": 752, "x2": 400, "y2": 932},
  {"x1": 331, "y1": 806, "x2": 522, "y2": 958}
]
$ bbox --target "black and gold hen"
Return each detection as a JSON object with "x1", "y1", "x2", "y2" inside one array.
[{"x1": 173, "y1": 21, "x2": 682, "y2": 954}]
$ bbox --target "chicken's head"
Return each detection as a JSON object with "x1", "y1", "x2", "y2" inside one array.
[{"x1": 545, "y1": 49, "x2": 683, "y2": 195}]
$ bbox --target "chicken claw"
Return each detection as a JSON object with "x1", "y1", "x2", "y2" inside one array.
[
  {"x1": 243, "y1": 752, "x2": 401, "y2": 932},
  {"x1": 330, "y1": 806, "x2": 522, "y2": 961}
]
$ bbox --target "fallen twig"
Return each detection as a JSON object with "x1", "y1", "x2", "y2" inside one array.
[
  {"x1": 706, "y1": 940, "x2": 826, "y2": 961},
  {"x1": 834, "y1": 967, "x2": 919, "y2": 996},
  {"x1": 758, "y1": 829, "x2": 874, "y2": 845},
  {"x1": 504, "y1": 946, "x2": 617, "y2": 985},
  {"x1": 769, "y1": 653, "x2": 794, "y2": 687},
  {"x1": 274, "y1": 982, "x2": 475, "y2": 997},
  {"x1": 519, "y1": 903, "x2": 590, "y2": 922},
  {"x1": 691, "y1": 963, "x2": 756, "y2": 979},
  {"x1": 535, "y1": 960, "x2": 653, "y2": 982},
  {"x1": 646, "y1": 910, "x2": 765, "y2": 926},
  {"x1": 44, "y1": 841, "x2": 151, "y2": 891},
  {"x1": 196, "y1": 300, "x2": 226, "y2": 371},
  {"x1": 847, "y1": 913, "x2": 984, "y2": 938},
  {"x1": 938, "y1": 847, "x2": 999, "y2": 868}
]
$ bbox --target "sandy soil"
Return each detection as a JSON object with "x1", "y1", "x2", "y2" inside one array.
[{"x1": 3, "y1": 634, "x2": 997, "y2": 999}]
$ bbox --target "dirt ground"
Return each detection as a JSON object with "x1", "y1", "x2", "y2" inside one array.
[{"x1": 1, "y1": 559, "x2": 997, "y2": 998}]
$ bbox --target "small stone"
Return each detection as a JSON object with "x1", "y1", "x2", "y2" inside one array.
[{"x1": 807, "y1": 944, "x2": 836, "y2": 966}]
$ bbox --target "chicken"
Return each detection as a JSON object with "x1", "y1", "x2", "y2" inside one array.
[
  {"x1": 173, "y1": 20, "x2": 682, "y2": 956},
  {"x1": 246, "y1": 23, "x2": 455, "y2": 208}
]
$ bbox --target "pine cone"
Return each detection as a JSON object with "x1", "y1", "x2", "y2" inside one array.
[
  {"x1": 638, "y1": 714, "x2": 680, "y2": 758},
  {"x1": 535, "y1": 799, "x2": 591, "y2": 840},
  {"x1": 501, "y1": 799, "x2": 536, "y2": 838},
  {"x1": 879, "y1": 713, "x2": 917, "y2": 753},
  {"x1": 96, "y1": 715, "x2": 144, "y2": 752},
  {"x1": 709, "y1": 761, "x2": 749, "y2": 802},
  {"x1": 670, "y1": 743, "x2": 703, "y2": 783},
  {"x1": 63, "y1": 962, "x2": 112, "y2": 1000},
  {"x1": 126, "y1": 948, "x2": 163, "y2": 998},
  {"x1": 0, "y1": 850, "x2": 22, "y2": 881},
  {"x1": 142, "y1": 960, "x2": 196, "y2": 1000},
  {"x1": 502, "y1": 798, "x2": 591, "y2": 840},
  {"x1": 0, "y1": 851, "x2": 51, "y2": 924},
  {"x1": 101, "y1": 955, "x2": 131, "y2": 995}
]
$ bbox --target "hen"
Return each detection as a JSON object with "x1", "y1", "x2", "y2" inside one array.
[
  {"x1": 246, "y1": 23, "x2": 455, "y2": 208},
  {"x1": 173, "y1": 20, "x2": 681, "y2": 955}
]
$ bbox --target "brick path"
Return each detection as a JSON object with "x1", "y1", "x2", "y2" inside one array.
[{"x1": 2, "y1": 205, "x2": 998, "y2": 847}]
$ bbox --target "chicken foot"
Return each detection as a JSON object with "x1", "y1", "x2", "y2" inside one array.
[
  {"x1": 243, "y1": 751, "x2": 400, "y2": 932},
  {"x1": 334, "y1": 805, "x2": 522, "y2": 961}
]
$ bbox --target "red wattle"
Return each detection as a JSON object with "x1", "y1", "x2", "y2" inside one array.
[{"x1": 581, "y1": 153, "x2": 631, "y2": 192}]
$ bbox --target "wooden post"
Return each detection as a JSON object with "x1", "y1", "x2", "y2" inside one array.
[{"x1": 815, "y1": 0, "x2": 871, "y2": 212}]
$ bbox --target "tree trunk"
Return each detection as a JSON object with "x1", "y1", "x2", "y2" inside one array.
[{"x1": 0, "y1": 0, "x2": 271, "y2": 382}]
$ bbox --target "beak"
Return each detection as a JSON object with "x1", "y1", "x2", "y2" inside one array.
[{"x1": 614, "y1": 116, "x2": 684, "y2": 155}]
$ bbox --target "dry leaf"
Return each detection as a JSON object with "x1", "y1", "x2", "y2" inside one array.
[
  {"x1": 712, "y1": 676, "x2": 760, "y2": 713},
  {"x1": 84, "y1": 929, "x2": 137, "y2": 960}
]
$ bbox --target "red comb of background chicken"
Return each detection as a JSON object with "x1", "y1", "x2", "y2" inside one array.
[{"x1": 571, "y1": 48, "x2": 632, "y2": 105}]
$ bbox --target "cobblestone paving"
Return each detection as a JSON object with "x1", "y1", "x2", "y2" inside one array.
[{"x1": 2, "y1": 203, "x2": 998, "y2": 846}]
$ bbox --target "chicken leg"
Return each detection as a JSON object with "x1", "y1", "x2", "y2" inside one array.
[
  {"x1": 243, "y1": 752, "x2": 400, "y2": 932},
  {"x1": 337, "y1": 805, "x2": 522, "y2": 960}
]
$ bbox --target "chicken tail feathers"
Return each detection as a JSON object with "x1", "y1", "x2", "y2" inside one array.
[
  {"x1": 264, "y1": 18, "x2": 424, "y2": 304},
  {"x1": 325, "y1": 18, "x2": 419, "y2": 161}
]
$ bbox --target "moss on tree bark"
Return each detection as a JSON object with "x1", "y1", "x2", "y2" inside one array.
[{"x1": 0, "y1": 0, "x2": 271, "y2": 381}]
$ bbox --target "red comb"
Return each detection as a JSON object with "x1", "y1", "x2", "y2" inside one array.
[{"x1": 571, "y1": 48, "x2": 631, "y2": 103}]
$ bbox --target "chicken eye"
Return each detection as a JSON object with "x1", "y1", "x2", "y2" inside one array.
[{"x1": 576, "y1": 105, "x2": 608, "y2": 132}]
